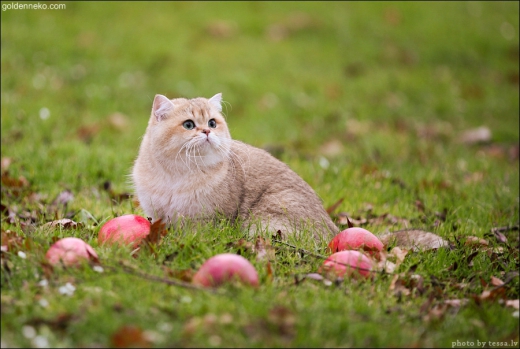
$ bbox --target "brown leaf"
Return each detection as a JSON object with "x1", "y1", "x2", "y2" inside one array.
[
  {"x1": 227, "y1": 238, "x2": 254, "y2": 253},
  {"x1": 254, "y1": 237, "x2": 275, "y2": 262},
  {"x1": 1, "y1": 172, "x2": 29, "y2": 189},
  {"x1": 44, "y1": 219, "x2": 81, "y2": 230},
  {"x1": 464, "y1": 236, "x2": 489, "y2": 247},
  {"x1": 76, "y1": 123, "x2": 100, "y2": 144},
  {"x1": 474, "y1": 287, "x2": 507, "y2": 304},
  {"x1": 25, "y1": 313, "x2": 76, "y2": 332},
  {"x1": 379, "y1": 229, "x2": 449, "y2": 251},
  {"x1": 143, "y1": 219, "x2": 167, "y2": 246},
  {"x1": 268, "y1": 306, "x2": 296, "y2": 339},
  {"x1": 111, "y1": 325, "x2": 151, "y2": 348},
  {"x1": 0, "y1": 229, "x2": 25, "y2": 253},
  {"x1": 325, "y1": 197, "x2": 344, "y2": 215},
  {"x1": 490, "y1": 276, "x2": 505, "y2": 287}
]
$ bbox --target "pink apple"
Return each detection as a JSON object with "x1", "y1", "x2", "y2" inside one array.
[
  {"x1": 98, "y1": 214, "x2": 151, "y2": 248},
  {"x1": 319, "y1": 250, "x2": 373, "y2": 279},
  {"x1": 46, "y1": 237, "x2": 98, "y2": 267},
  {"x1": 192, "y1": 253, "x2": 259, "y2": 288},
  {"x1": 328, "y1": 227, "x2": 384, "y2": 256}
]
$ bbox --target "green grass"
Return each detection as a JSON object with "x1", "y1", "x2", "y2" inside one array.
[{"x1": 1, "y1": 1, "x2": 519, "y2": 348}]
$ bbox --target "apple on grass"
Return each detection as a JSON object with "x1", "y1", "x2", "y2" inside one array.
[
  {"x1": 192, "y1": 253, "x2": 259, "y2": 288},
  {"x1": 98, "y1": 214, "x2": 151, "y2": 248},
  {"x1": 327, "y1": 227, "x2": 384, "y2": 257},
  {"x1": 46, "y1": 237, "x2": 98, "y2": 267},
  {"x1": 319, "y1": 250, "x2": 373, "y2": 279}
]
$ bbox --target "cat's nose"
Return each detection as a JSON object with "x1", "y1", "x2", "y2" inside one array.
[{"x1": 202, "y1": 129, "x2": 211, "y2": 135}]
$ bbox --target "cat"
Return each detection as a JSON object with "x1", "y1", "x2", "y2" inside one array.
[{"x1": 131, "y1": 93, "x2": 339, "y2": 241}]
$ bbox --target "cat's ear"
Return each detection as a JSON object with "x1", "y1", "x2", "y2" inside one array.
[
  {"x1": 152, "y1": 94, "x2": 174, "y2": 121},
  {"x1": 208, "y1": 93, "x2": 222, "y2": 112}
]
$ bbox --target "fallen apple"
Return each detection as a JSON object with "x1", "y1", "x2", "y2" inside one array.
[
  {"x1": 98, "y1": 214, "x2": 150, "y2": 248},
  {"x1": 192, "y1": 253, "x2": 259, "y2": 288},
  {"x1": 327, "y1": 227, "x2": 383, "y2": 256},
  {"x1": 46, "y1": 237, "x2": 98, "y2": 267},
  {"x1": 319, "y1": 250, "x2": 373, "y2": 279}
]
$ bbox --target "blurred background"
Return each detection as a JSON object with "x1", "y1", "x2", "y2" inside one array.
[{"x1": 1, "y1": 1, "x2": 518, "y2": 197}]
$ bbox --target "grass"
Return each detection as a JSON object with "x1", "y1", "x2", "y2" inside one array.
[{"x1": 1, "y1": 1, "x2": 519, "y2": 348}]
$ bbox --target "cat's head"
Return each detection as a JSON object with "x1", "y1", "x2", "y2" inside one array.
[{"x1": 146, "y1": 93, "x2": 232, "y2": 171}]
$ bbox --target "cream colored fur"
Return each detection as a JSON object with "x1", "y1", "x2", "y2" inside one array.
[{"x1": 131, "y1": 93, "x2": 339, "y2": 240}]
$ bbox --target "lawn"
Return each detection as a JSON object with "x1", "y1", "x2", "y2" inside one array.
[{"x1": 1, "y1": 1, "x2": 519, "y2": 348}]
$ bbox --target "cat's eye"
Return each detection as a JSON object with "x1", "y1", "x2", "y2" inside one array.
[
  {"x1": 182, "y1": 120, "x2": 195, "y2": 130},
  {"x1": 208, "y1": 119, "x2": 217, "y2": 128}
]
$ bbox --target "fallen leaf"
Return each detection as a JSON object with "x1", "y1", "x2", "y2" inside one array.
[
  {"x1": 326, "y1": 197, "x2": 344, "y2": 215},
  {"x1": 111, "y1": 325, "x2": 151, "y2": 348},
  {"x1": 303, "y1": 273, "x2": 324, "y2": 281},
  {"x1": 490, "y1": 276, "x2": 505, "y2": 287},
  {"x1": 44, "y1": 219, "x2": 81, "y2": 230},
  {"x1": 1, "y1": 157, "x2": 12, "y2": 172},
  {"x1": 464, "y1": 236, "x2": 489, "y2": 247},
  {"x1": 505, "y1": 299, "x2": 519, "y2": 310},
  {"x1": 143, "y1": 219, "x2": 167, "y2": 246},
  {"x1": 379, "y1": 229, "x2": 449, "y2": 251},
  {"x1": 459, "y1": 126, "x2": 492, "y2": 145},
  {"x1": 1, "y1": 172, "x2": 29, "y2": 189},
  {"x1": 444, "y1": 299, "x2": 469, "y2": 307},
  {"x1": 268, "y1": 305, "x2": 296, "y2": 339},
  {"x1": 254, "y1": 237, "x2": 275, "y2": 262},
  {"x1": 52, "y1": 190, "x2": 74, "y2": 207}
]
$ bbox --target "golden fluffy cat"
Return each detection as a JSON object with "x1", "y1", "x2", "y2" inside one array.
[{"x1": 131, "y1": 93, "x2": 339, "y2": 241}]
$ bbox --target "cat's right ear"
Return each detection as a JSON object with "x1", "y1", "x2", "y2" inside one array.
[{"x1": 152, "y1": 94, "x2": 174, "y2": 122}]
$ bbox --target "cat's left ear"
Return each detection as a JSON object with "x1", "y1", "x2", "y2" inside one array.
[
  {"x1": 153, "y1": 94, "x2": 174, "y2": 121},
  {"x1": 209, "y1": 93, "x2": 222, "y2": 112}
]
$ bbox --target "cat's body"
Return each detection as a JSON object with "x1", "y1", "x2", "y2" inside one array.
[{"x1": 132, "y1": 93, "x2": 338, "y2": 241}]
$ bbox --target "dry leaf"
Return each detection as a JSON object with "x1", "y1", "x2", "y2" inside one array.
[
  {"x1": 111, "y1": 325, "x2": 151, "y2": 348},
  {"x1": 254, "y1": 237, "x2": 275, "y2": 262},
  {"x1": 505, "y1": 299, "x2": 519, "y2": 310},
  {"x1": 379, "y1": 229, "x2": 449, "y2": 251},
  {"x1": 326, "y1": 197, "x2": 344, "y2": 215},
  {"x1": 464, "y1": 236, "x2": 489, "y2": 247},
  {"x1": 1, "y1": 172, "x2": 29, "y2": 189},
  {"x1": 44, "y1": 219, "x2": 81, "y2": 229},
  {"x1": 459, "y1": 126, "x2": 492, "y2": 145},
  {"x1": 143, "y1": 219, "x2": 167, "y2": 246},
  {"x1": 1, "y1": 157, "x2": 12, "y2": 172},
  {"x1": 52, "y1": 190, "x2": 74, "y2": 207},
  {"x1": 490, "y1": 276, "x2": 505, "y2": 287}
]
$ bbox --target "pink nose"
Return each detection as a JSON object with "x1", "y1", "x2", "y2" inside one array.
[{"x1": 202, "y1": 129, "x2": 210, "y2": 135}]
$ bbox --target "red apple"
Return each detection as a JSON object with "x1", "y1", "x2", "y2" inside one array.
[
  {"x1": 319, "y1": 250, "x2": 373, "y2": 279},
  {"x1": 46, "y1": 237, "x2": 98, "y2": 267},
  {"x1": 98, "y1": 214, "x2": 150, "y2": 248},
  {"x1": 192, "y1": 253, "x2": 259, "y2": 288},
  {"x1": 327, "y1": 227, "x2": 383, "y2": 256}
]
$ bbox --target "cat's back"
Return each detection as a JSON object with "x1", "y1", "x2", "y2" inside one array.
[{"x1": 228, "y1": 141, "x2": 338, "y2": 239}]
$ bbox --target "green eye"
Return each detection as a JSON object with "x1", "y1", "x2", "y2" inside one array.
[
  {"x1": 208, "y1": 119, "x2": 217, "y2": 128},
  {"x1": 183, "y1": 120, "x2": 195, "y2": 130}
]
